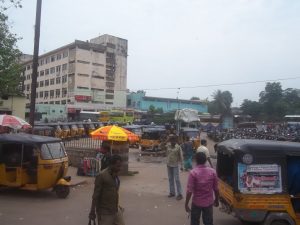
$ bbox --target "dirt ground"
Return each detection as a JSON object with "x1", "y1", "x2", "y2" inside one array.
[{"x1": 0, "y1": 136, "x2": 243, "y2": 225}]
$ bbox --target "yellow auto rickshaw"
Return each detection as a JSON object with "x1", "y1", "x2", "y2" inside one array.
[
  {"x1": 140, "y1": 126, "x2": 166, "y2": 151},
  {"x1": 61, "y1": 123, "x2": 71, "y2": 140},
  {"x1": 217, "y1": 139, "x2": 300, "y2": 225},
  {"x1": 76, "y1": 122, "x2": 85, "y2": 137},
  {"x1": 0, "y1": 133, "x2": 71, "y2": 198},
  {"x1": 123, "y1": 125, "x2": 142, "y2": 148},
  {"x1": 32, "y1": 126, "x2": 55, "y2": 137},
  {"x1": 83, "y1": 122, "x2": 96, "y2": 136},
  {"x1": 69, "y1": 123, "x2": 79, "y2": 139},
  {"x1": 179, "y1": 127, "x2": 201, "y2": 149}
]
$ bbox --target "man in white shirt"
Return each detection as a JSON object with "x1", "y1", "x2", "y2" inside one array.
[{"x1": 196, "y1": 139, "x2": 213, "y2": 168}]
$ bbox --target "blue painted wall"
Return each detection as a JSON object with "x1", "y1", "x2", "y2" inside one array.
[{"x1": 127, "y1": 91, "x2": 208, "y2": 113}]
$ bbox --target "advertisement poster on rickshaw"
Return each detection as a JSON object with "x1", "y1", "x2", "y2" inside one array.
[{"x1": 238, "y1": 163, "x2": 282, "y2": 194}]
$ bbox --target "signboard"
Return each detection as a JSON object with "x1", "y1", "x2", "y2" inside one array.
[
  {"x1": 238, "y1": 163, "x2": 282, "y2": 194},
  {"x1": 75, "y1": 95, "x2": 91, "y2": 102}
]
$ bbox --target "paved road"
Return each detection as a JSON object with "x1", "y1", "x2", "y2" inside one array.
[{"x1": 0, "y1": 140, "x2": 244, "y2": 225}]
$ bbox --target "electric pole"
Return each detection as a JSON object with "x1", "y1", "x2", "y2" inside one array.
[{"x1": 29, "y1": 0, "x2": 42, "y2": 126}]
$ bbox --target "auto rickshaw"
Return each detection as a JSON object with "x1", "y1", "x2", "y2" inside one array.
[
  {"x1": 76, "y1": 122, "x2": 85, "y2": 137},
  {"x1": 216, "y1": 139, "x2": 300, "y2": 225},
  {"x1": 123, "y1": 125, "x2": 142, "y2": 148},
  {"x1": 32, "y1": 126, "x2": 55, "y2": 137},
  {"x1": 0, "y1": 133, "x2": 71, "y2": 198},
  {"x1": 61, "y1": 123, "x2": 71, "y2": 140},
  {"x1": 140, "y1": 127, "x2": 166, "y2": 151},
  {"x1": 179, "y1": 127, "x2": 201, "y2": 149},
  {"x1": 69, "y1": 123, "x2": 79, "y2": 139},
  {"x1": 83, "y1": 122, "x2": 96, "y2": 136}
]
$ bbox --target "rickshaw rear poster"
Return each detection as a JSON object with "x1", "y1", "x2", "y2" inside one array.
[{"x1": 238, "y1": 163, "x2": 282, "y2": 194}]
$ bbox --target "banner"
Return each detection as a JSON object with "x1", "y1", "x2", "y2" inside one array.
[{"x1": 238, "y1": 163, "x2": 282, "y2": 194}]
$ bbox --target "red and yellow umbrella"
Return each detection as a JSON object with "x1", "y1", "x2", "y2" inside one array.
[{"x1": 90, "y1": 125, "x2": 139, "y2": 142}]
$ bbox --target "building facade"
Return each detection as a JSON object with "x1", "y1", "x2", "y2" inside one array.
[
  {"x1": 0, "y1": 95, "x2": 26, "y2": 118},
  {"x1": 127, "y1": 91, "x2": 208, "y2": 113},
  {"x1": 22, "y1": 34, "x2": 127, "y2": 117}
]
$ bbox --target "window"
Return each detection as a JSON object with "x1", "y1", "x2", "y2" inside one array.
[
  {"x1": 91, "y1": 88, "x2": 104, "y2": 91},
  {"x1": 63, "y1": 51, "x2": 68, "y2": 58},
  {"x1": 105, "y1": 94, "x2": 114, "y2": 99},
  {"x1": 92, "y1": 75, "x2": 104, "y2": 79},
  {"x1": 40, "y1": 81, "x2": 44, "y2": 87},
  {"x1": 77, "y1": 60, "x2": 90, "y2": 64},
  {"x1": 56, "y1": 53, "x2": 62, "y2": 60},
  {"x1": 62, "y1": 63, "x2": 68, "y2": 71},
  {"x1": 26, "y1": 94, "x2": 29, "y2": 99},
  {"x1": 105, "y1": 102, "x2": 113, "y2": 105},
  {"x1": 50, "y1": 67, "x2": 55, "y2": 74},
  {"x1": 77, "y1": 86, "x2": 89, "y2": 90},
  {"x1": 45, "y1": 69, "x2": 49, "y2": 75},
  {"x1": 49, "y1": 101, "x2": 54, "y2": 104},
  {"x1": 37, "y1": 71, "x2": 39, "y2": 77},
  {"x1": 50, "y1": 78, "x2": 55, "y2": 85},
  {"x1": 50, "y1": 90, "x2": 54, "y2": 98},
  {"x1": 40, "y1": 91, "x2": 43, "y2": 98},
  {"x1": 36, "y1": 82, "x2": 39, "y2": 88},
  {"x1": 40, "y1": 70, "x2": 44, "y2": 76},
  {"x1": 45, "y1": 80, "x2": 49, "y2": 86},
  {"x1": 106, "y1": 89, "x2": 114, "y2": 93},
  {"x1": 27, "y1": 74, "x2": 31, "y2": 80},
  {"x1": 26, "y1": 84, "x2": 30, "y2": 91},
  {"x1": 40, "y1": 59, "x2": 44, "y2": 65},
  {"x1": 56, "y1": 65, "x2": 61, "y2": 72},
  {"x1": 56, "y1": 89, "x2": 60, "y2": 97},
  {"x1": 44, "y1": 91, "x2": 49, "y2": 98},
  {"x1": 26, "y1": 65, "x2": 31, "y2": 70},
  {"x1": 78, "y1": 73, "x2": 89, "y2": 77},
  {"x1": 61, "y1": 100, "x2": 66, "y2": 104},
  {"x1": 92, "y1": 63, "x2": 104, "y2": 67},
  {"x1": 56, "y1": 77, "x2": 61, "y2": 84},
  {"x1": 45, "y1": 57, "x2": 50, "y2": 64},
  {"x1": 55, "y1": 101, "x2": 60, "y2": 104},
  {"x1": 62, "y1": 75, "x2": 67, "y2": 83},
  {"x1": 51, "y1": 55, "x2": 55, "y2": 62},
  {"x1": 62, "y1": 88, "x2": 67, "y2": 97}
]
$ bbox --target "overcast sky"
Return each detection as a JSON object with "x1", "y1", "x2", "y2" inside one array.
[{"x1": 7, "y1": 0, "x2": 300, "y2": 106}]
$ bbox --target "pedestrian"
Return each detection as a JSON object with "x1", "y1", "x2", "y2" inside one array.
[
  {"x1": 185, "y1": 152, "x2": 219, "y2": 225},
  {"x1": 165, "y1": 135, "x2": 184, "y2": 200},
  {"x1": 89, "y1": 155, "x2": 125, "y2": 225},
  {"x1": 196, "y1": 139, "x2": 213, "y2": 168},
  {"x1": 181, "y1": 136, "x2": 194, "y2": 171}
]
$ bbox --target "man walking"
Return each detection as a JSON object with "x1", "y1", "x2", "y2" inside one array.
[
  {"x1": 185, "y1": 152, "x2": 219, "y2": 225},
  {"x1": 89, "y1": 155, "x2": 125, "y2": 225},
  {"x1": 166, "y1": 135, "x2": 184, "y2": 200},
  {"x1": 181, "y1": 136, "x2": 194, "y2": 171},
  {"x1": 196, "y1": 139, "x2": 213, "y2": 168}
]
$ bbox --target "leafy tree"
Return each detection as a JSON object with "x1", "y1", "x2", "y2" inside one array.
[
  {"x1": 240, "y1": 99, "x2": 263, "y2": 120},
  {"x1": 210, "y1": 90, "x2": 233, "y2": 115},
  {"x1": 283, "y1": 88, "x2": 300, "y2": 114},
  {"x1": 259, "y1": 82, "x2": 286, "y2": 120},
  {"x1": 0, "y1": 0, "x2": 23, "y2": 97},
  {"x1": 190, "y1": 96, "x2": 200, "y2": 100},
  {"x1": 148, "y1": 105, "x2": 156, "y2": 114}
]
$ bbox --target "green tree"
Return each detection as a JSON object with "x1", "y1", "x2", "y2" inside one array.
[
  {"x1": 283, "y1": 88, "x2": 300, "y2": 114},
  {"x1": 190, "y1": 96, "x2": 200, "y2": 100},
  {"x1": 0, "y1": 0, "x2": 23, "y2": 97},
  {"x1": 210, "y1": 90, "x2": 233, "y2": 115},
  {"x1": 240, "y1": 99, "x2": 263, "y2": 120},
  {"x1": 259, "y1": 82, "x2": 286, "y2": 120},
  {"x1": 148, "y1": 105, "x2": 156, "y2": 114}
]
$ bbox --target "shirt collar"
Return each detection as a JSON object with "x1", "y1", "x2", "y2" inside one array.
[{"x1": 196, "y1": 165, "x2": 207, "y2": 168}]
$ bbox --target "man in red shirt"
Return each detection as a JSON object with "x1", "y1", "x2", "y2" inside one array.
[{"x1": 185, "y1": 152, "x2": 219, "y2": 225}]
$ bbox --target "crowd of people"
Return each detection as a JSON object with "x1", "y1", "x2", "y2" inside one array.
[{"x1": 89, "y1": 135, "x2": 219, "y2": 225}]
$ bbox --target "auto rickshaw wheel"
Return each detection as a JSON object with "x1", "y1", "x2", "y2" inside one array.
[{"x1": 55, "y1": 185, "x2": 70, "y2": 199}]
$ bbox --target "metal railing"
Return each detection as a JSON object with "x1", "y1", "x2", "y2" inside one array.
[{"x1": 64, "y1": 137, "x2": 101, "y2": 150}]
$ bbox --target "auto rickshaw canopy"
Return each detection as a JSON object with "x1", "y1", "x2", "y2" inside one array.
[{"x1": 0, "y1": 133, "x2": 62, "y2": 145}]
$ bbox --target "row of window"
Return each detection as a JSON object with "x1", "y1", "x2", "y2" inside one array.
[
  {"x1": 34, "y1": 100, "x2": 113, "y2": 105},
  {"x1": 26, "y1": 51, "x2": 68, "y2": 70},
  {"x1": 25, "y1": 76, "x2": 67, "y2": 91},
  {"x1": 26, "y1": 88, "x2": 68, "y2": 99},
  {"x1": 25, "y1": 64, "x2": 68, "y2": 80}
]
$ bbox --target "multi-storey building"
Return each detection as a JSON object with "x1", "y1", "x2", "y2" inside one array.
[{"x1": 22, "y1": 34, "x2": 127, "y2": 118}]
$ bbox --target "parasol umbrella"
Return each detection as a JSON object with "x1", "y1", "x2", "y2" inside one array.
[
  {"x1": 0, "y1": 115, "x2": 31, "y2": 130},
  {"x1": 90, "y1": 125, "x2": 139, "y2": 142}
]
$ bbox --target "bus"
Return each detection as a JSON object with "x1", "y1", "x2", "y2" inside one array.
[
  {"x1": 284, "y1": 115, "x2": 300, "y2": 126},
  {"x1": 109, "y1": 110, "x2": 134, "y2": 124},
  {"x1": 99, "y1": 111, "x2": 110, "y2": 123},
  {"x1": 78, "y1": 111, "x2": 100, "y2": 122}
]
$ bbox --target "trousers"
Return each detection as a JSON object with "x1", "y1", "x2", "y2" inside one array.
[
  {"x1": 190, "y1": 204, "x2": 213, "y2": 225},
  {"x1": 167, "y1": 166, "x2": 182, "y2": 195},
  {"x1": 97, "y1": 210, "x2": 125, "y2": 225}
]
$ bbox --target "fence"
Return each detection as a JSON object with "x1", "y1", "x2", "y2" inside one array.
[{"x1": 64, "y1": 137, "x2": 101, "y2": 150}]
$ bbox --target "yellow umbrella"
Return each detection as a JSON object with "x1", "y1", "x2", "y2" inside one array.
[{"x1": 90, "y1": 125, "x2": 139, "y2": 142}]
